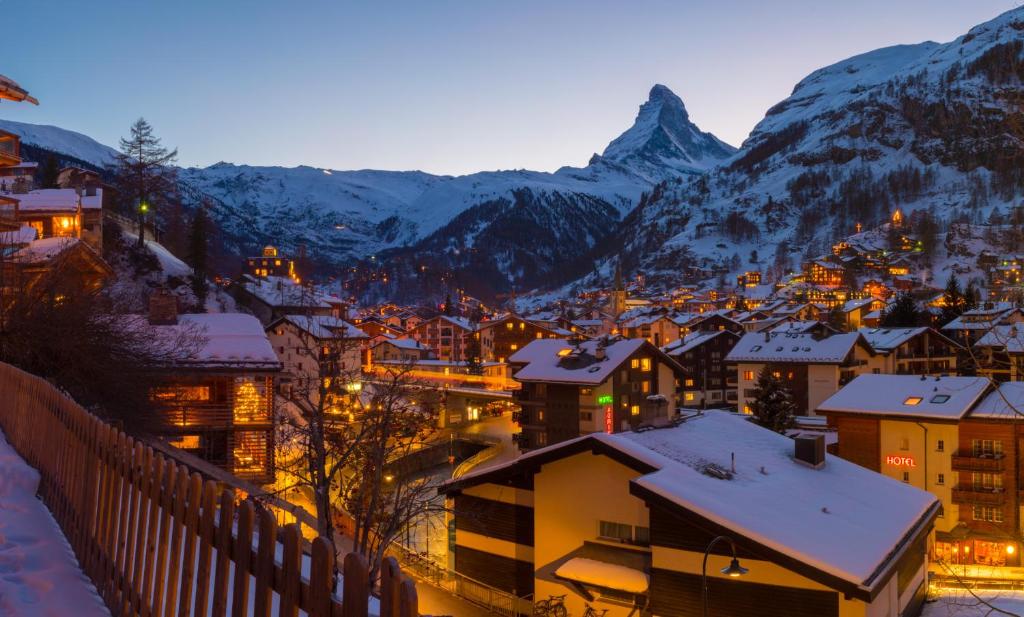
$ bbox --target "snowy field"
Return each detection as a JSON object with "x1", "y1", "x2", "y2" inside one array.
[
  {"x1": 0, "y1": 428, "x2": 110, "y2": 616},
  {"x1": 925, "y1": 590, "x2": 1024, "y2": 616}
]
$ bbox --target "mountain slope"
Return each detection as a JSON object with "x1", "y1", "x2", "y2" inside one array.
[
  {"x1": 0, "y1": 118, "x2": 118, "y2": 167},
  {"x1": 600, "y1": 6, "x2": 1024, "y2": 290}
]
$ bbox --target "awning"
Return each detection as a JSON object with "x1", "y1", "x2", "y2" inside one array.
[{"x1": 554, "y1": 557, "x2": 649, "y2": 594}]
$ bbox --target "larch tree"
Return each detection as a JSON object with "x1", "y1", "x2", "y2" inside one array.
[
  {"x1": 112, "y1": 118, "x2": 178, "y2": 248},
  {"x1": 187, "y1": 203, "x2": 211, "y2": 310}
]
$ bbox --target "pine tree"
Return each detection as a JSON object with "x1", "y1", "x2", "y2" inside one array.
[
  {"x1": 187, "y1": 205, "x2": 210, "y2": 310},
  {"x1": 113, "y1": 118, "x2": 178, "y2": 247},
  {"x1": 749, "y1": 368, "x2": 797, "y2": 433},
  {"x1": 443, "y1": 293, "x2": 454, "y2": 316},
  {"x1": 964, "y1": 280, "x2": 980, "y2": 311},
  {"x1": 38, "y1": 153, "x2": 60, "y2": 188},
  {"x1": 939, "y1": 275, "x2": 966, "y2": 326},
  {"x1": 881, "y1": 293, "x2": 921, "y2": 327}
]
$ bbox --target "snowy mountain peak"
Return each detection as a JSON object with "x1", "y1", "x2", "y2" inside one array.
[
  {"x1": 0, "y1": 118, "x2": 118, "y2": 167},
  {"x1": 600, "y1": 84, "x2": 735, "y2": 182}
]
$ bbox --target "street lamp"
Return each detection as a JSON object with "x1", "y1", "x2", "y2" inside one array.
[{"x1": 703, "y1": 535, "x2": 748, "y2": 617}]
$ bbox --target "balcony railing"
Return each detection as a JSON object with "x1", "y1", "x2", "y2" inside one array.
[
  {"x1": 951, "y1": 452, "x2": 1005, "y2": 472},
  {"x1": 952, "y1": 486, "x2": 1006, "y2": 506}
]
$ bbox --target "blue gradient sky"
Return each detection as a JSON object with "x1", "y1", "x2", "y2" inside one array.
[{"x1": 1, "y1": 1, "x2": 1017, "y2": 174}]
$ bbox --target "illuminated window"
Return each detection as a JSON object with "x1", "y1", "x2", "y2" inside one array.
[
  {"x1": 743, "y1": 405, "x2": 752, "y2": 414},
  {"x1": 742, "y1": 371, "x2": 754, "y2": 381},
  {"x1": 557, "y1": 348, "x2": 572, "y2": 357},
  {"x1": 684, "y1": 392, "x2": 695, "y2": 402},
  {"x1": 506, "y1": 322, "x2": 513, "y2": 330},
  {"x1": 519, "y1": 322, "x2": 525, "y2": 330},
  {"x1": 233, "y1": 431, "x2": 269, "y2": 478},
  {"x1": 630, "y1": 404, "x2": 640, "y2": 416},
  {"x1": 28, "y1": 220, "x2": 44, "y2": 239},
  {"x1": 152, "y1": 386, "x2": 210, "y2": 402},
  {"x1": 684, "y1": 378, "x2": 695, "y2": 387},
  {"x1": 772, "y1": 371, "x2": 781, "y2": 378},
  {"x1": 536, "y1": 332, "x2": 543, "y2": 339},
  {"x1": 52, "y1": 216, "x2": 76, "y2": 236},
  {"x1": 234, "y1": 379, "x2": 268, "y2": 424},
  {"x1": 510, "y1": 344, "x2": 518, "y2": 351},
  {"x1": 641, "y1": 381, "x2": 650, "y2": 393},
  {"x1": 630, "y1": 359, "x2": 640, "y2": 369},
  {"x1": 640, "y1": 358, "x2": 652, "y2": 372},
  {"x1": 903, "y1": 397, "x2": 923, "y2": 406},
  {"x1": 168, "y1": 435, "x2": 200, "y2": 449}
]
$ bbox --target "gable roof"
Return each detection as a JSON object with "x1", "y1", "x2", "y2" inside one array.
[
  {"x1": 137, "y1": 313, "x2": 281, "y2": 369},
  {"x1": 661, "y1": 330, "x2": 737, "y2": 356},
  {"x1": 975, "y1": 324, "x2": 1024, "y2": 352},
  {"x1": 510, "y1": 338, "x2": 680, "y2": 385},
  {"x1": 270, "y1": 314, "x2": 367, "y2": 340},
  {"x1": 725, "y1": 332, "x2": 869, "y2": 364},
  {"x1": 444, "y1": 411, "x2": 937, "y2": 598},
  {"x1": 816, "y1": 374, "x2": 990, "y2": 420},
  {"x1": 858, "y1": 327, "x2": 958, "y2": 353}
]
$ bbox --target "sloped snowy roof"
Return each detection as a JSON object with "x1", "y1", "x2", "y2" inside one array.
[
  {"x1": 373, "y1": 337, "x2": 427, "y2": 351},
  {"x1": 241, "y1": 275, "x2": 332, "y2": 308},
  {"x1": 141, "y1": 313, "x2": 280, "y2": 369},
  {"x1": 11, "y1": 236, "x2": 79, "y2": 263},
  {"x1": 277, "y1": 314, "x2": 367, "y2": 340},
  {"x1": 971, "y1": 382, "x2": 1024, "y2": 420},
  {"x1": 770, "y1": 320, "x2": 832, "y2": 334},
  {"x1": 662, "y1": 330, "x2": 733, "y2": 356},
  {"x1": 0, "y1": 224, "x2": 36, "y2": 245},
  {"x1": 510, "y1": 338, "x2": 649, "y2": 385},
  {"x1": 3, "y1": 188, "x2": 102, "y2": 211},
  {"x1": 858, "y1": 326, "x2": 935, "y2": 352},
  {"x1": 554, "y1": 557, "x2": 649, "y2": 593},
  {"x1": 816, "y1": 374, "x2": 989, "y2": 419},
  {"x1": 975, "y1": 324, "x2": 1024, "y2": 353},
  {"x1": 726, "y1": 332, "x2": 866, "y2": 364},
  {"x1": 448, "y1": 411, "x2": 937, "y2": 591}
]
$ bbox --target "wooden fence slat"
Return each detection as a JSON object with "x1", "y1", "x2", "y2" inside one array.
[
  {"x1": 253, "y1": 508, "x2": 277, "y2": 617},
  {"x1": 309, "y1": 538, "x2": 335, "y2": 617},
  {"x1": 141, "y1": 455, "x2": 167, "y2": 617},
  {"x1": 119, "y1": 442, "x2": 146, "y2": 612},
  {"x1": 380, "y1": 557, "x2": 402, "y2": 617},
  {"x1": 398, "y1": 578, "x2": 418, "y2": 617},
  {"x1": 105, "y1": 433, "x2": 131, "y2": 606},
  {"x1": 341, "y1": 553, "x2": 369, "y2": 617},
  {"x1": 212, "y1": 490, "x2": 236, "y2": 617},
  {"x1": 193, "y1": 480, "x2": 219, "y2": 617},
  {"x1": 162, "y1": 466, "x2": 190, "y2": 617},
  {"x1": 128, "y1": 447, "x2": 157, "y2": 616},
  {"x1": 150, "y1": 460, "x2": 178, "y2": 617},
  {"x1": 279, "y1": 524, "x2": 301, "y2": 617},
  {"x1": 230, "y1": 501, "x2": 255, "y2": 617},
  {"x1": 177, "y1": 473, "x2": 204, "y2": 617}
]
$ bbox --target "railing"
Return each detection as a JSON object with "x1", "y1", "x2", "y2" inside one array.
[
  {"x1": 951, "y1": 486, "x2": 1006, "y2": 506},
  {"x1": 0, "y1": 362, "x2": 421, "y2": 617},
  {"x1": 951, "y1": 453, "x2": 1005, "y2": 472}
]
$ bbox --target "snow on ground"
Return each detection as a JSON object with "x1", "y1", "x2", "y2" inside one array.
[
  {"x1": 0, "y1": 428, "x2": 110, "y2": 617},
  {"x1": 924, "y1": 589, "x2": 1024, "y2": 616}
]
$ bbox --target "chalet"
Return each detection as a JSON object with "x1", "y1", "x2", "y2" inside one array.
[
  {"x1": 265, "y1": 314, "x2": 367, "y2": 409},
  {"x1": 769, "y1": 320, "x2": 840, "y2": 337},
  {"x1": 244, "y1": 245, "x2": 297, "y2": 280},
  {"x1": 476, "y1": 313, "x2": 568, "y2": 363},
  {"x1": 619, "y1": 310, "x2": 684, "y2": 347},
  {"x1": 408, "y1": 315, "x2": 476, "y2": 362},
  {"x1": 727, "y1": 331, "x2": 882, "y2": 416},
  {"x1": 858, "y1": 327, "x2": 961, "y2": 376},
  {"x1": 835, "y1": 297, "x2": 881, "y2": 331},
  {"x1": 942, "y1": 306, "x2": 1024, "y2": 347},
  {"x1": 442, "y1": 411, "x2": 938, "y2": 617},
  {"x1": 230, "y1": 275, "x2": 347, "y2": 325},
  {"x1": 141, "y1": 290, "x2": 281, "y2": 484},
  {"x1": 974, "y1": 325, "x2": 1024, "y2": 382},
  {"x1": 818, "y1": 375, "x2": 1024, "y2": 570},
  {"x1": 770, "y1": 303, "x2": 821, "y2": 322},
  {"x1": 688, "y1": 311, "x2": 744, "y2": 334},
  {"x1": 369, "y1": 337, "x2": 433, "y2": 363},
  {"x1": 2, "y1": 236, "x2": 112, "y2": 304},
  {"x1": 0, "y1": 187, "x2": 105, "y2": 252},
  {"x1": 510, "y1": 338, "x2": 686, "y2": 451},
  {"x1": 804, "y1": 259, "x2": 846, "y2": 287},
  {"x1": 662, "y1": 329, "x2": 740, "y2": 408}
]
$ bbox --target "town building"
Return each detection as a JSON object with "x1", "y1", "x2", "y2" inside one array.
[
  {"x1": 509, "y1": 338, "x2": 686, "y2": 451},
  {"x1": 662, "y1": 330, "x2": 740, "y2": 409},
  {"x1": 369, "y1": 337, "x2": 433, "y2": 363},
  {"x1": 244, "y1": 245, "x2": 298, "y2": 280},
  {"x1": 817, "y1": 375, "x2": 1024, "y2": 569},
  {"x1": 442, "y1": 411, "x2": 938, "y2": 617},
  {"x1": 0, "y1": 186, "x2": 105, "y2": 252},
  {"x1": 974, "y1": 325, "x2": 1024, "y2": 382},
  {"x1": 230, "y1": 275, "x2": 347, "y2": 325},
  {"x1": 476, "y1": 313, "x2": 569, "y2": 363},
  {"x1": 142, "y1": 290, "x2": 281, "y2": 484},
  {"x1": 858, "y1": 327, "x2": 961, "y2": 375},
  {"x1": 727, "y1": 331, "x2": 881, "y2": 416},
  {"x1": 408, "y1": 314, "x2": 477, "y2": 362}
]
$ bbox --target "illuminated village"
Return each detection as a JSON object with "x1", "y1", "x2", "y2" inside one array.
[{"x1": 6, "y1": 5, "x2": 1024, "y2": 617}]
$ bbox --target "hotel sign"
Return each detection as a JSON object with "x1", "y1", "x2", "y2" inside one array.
[
  {"x1": 604, "y1": 405, "x2": 614, "y2": 434},
  {"x1": 885, "y1": 455, "x2": 916, "y2": 468}
]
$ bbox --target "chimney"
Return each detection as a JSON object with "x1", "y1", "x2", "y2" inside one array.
[
  {"x1": 595, "y1": 343, "x2": 607, "y2": 361},
  {"x1": 794, "y1": 434, "x2": 825, "y2": 469},
  {"x1": 148, "y1": 287, "x2": 179, "y2": 325}
]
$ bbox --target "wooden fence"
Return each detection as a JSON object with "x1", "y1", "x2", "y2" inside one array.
[{"x1": 0, "y1": 362, "x2": 420, "y2": 617}]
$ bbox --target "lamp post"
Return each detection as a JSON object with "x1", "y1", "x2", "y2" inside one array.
[{"x1": 703, "y1": 535, "x2": 748, "y2": 617}]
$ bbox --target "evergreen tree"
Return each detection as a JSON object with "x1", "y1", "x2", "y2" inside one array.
[
  {"x1": 113, "y1": 118, "x2": 178, "y2": 247},
  {"x1": 443, "y1": 293, "x2": 454, "y2": 316},
  {"x1": 939, "y1": 275, "x2": 966, "y2": 326},
  {"x1": 881, "y1": 293, "x2": 921, "y2": 327},
  {"x1": 749, "y1": 368, "x2": 797, "y2": 433},
  {"x1": 38, "y1": 153, "x2": 60, "y2": 188},
  {"x1": 964, "y1": 280, "x2": 980, "y2": 311},
  {"x1": 464, "y1": 334, "x2": 483, "y2": 376},
  {"x1": 827, "y1": 304, "x2": 848, "y2": 331},
  {"x1": 187, "y1": 205, "x2": 210, "y2": 310}
]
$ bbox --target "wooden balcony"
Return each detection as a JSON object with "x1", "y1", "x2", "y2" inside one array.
[
  {"x1": 0, "y1": 131, "x2": 20, "y2": 166},
  {"x1": 952, "y1": 486, "x2": 1006, "y2": 506},
  {"x1": 951, "y1": 452, "x2": 1004, "y2": 472}
]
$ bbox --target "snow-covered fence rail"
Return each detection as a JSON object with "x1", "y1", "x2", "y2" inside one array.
[{"x1": 0, "y1": 362, "x2": 422, "y2": 617}]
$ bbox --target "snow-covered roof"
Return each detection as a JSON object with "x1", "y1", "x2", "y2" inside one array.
[
  {"x1": 2, "y1": 188, "x2": 102, "y2": 211},
  {"x1": 0, "y1": 224, "x2": 36, "y2": 245},
  {"x1": 662, "y1": 330, "x2": 733, "y2": 356},
  {"x1": 858, "y1": 326, "x2": 935, "y2": 352},
  {"x1": 769, "y1": 320, "x2": 831, "y2": 334},
  {"x1": 144, "y1": 313, "x2": 280, "y2": 369},
  {"x1": 554, "y1": 557, "x2": 648, "y2": 593},
  {"x1": 816, "y1": 374, "x2": 990, "y2": 420},
  {"x1": 373, "y1": 337, "x2": 427, "y2": 351},
  {"x1": 11, "y1": 236, "x2": 79, "y2": 263},
  {"x1": 240, "y1": 275, "x2": 332, "y2": 308},
  {"x1": 276, "y1": 314, "x2": 367, "y2": 340},
  {"x1": 975, "y1": 324, "x2": 1024, "y2": 353},
  {"x1": 971, "y1": 382, "x2": 1024, "y2": 420},
  {"x1": 510, "y1": 338, "x2": 652, "y2": 385},
  {"x1": 449, "y1": 411, "x2": 937, "y2": 591},
  {"x1": 725, "y1": 332, "x2": 866, "y2": 364}
]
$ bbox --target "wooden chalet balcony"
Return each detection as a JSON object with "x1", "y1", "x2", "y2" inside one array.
[
  {"x1": 896, "y1": 349, "x2": 954, "y2": 360},
  {"x1": 951, "y1": 452, "x2": 1004, "y2": 472},
  {"x1": 0, "y1": 131, "x2": 20, "y2": 166},
  {"x1": 952, "y1": 485, "x2": 1006, "y2": 506}
]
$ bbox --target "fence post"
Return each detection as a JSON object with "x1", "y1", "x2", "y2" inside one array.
[
  {"x1": 342, "y1": 552, "x2": 369, "y2": 617},
  {"x1": 231, "y1": 500, "x2": 255, "y2": 617},
  {"x1": 380, "y1": 557, "x2": 402, "y2": 617},
  {"x1": 399, "y1": 578, "x2": 418, "y2": 617},
  {"x1": 310, "y1": 537, "x2": 336, "y2": 617},
  {"x1": 280, "y1": 524, "x2": 302, "y2": 617},
  {"x1": 252, "y1": 507, "x2": 277, "y2": 617}
]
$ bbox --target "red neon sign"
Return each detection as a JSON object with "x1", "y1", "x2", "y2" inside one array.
[
  {"x1": 604, "y1": 405, "x2": 613, "y2": 434},
  {"x1": 885, "y1": 455, "x2": 916, "y2": 468}
]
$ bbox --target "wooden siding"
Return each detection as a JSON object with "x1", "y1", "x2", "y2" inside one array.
[
  {"x1": 453, "y1": 494, "x2": 534, "y2": 546},
  {"x1": 454, "y1": 545, "x2": 534, "y2": 597},
  {"x1": 649, "y1": 568, "x2": 839, "y2": 617}
]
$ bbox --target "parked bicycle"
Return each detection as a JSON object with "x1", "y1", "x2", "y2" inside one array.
[
  {"x1": 582, "y1": 604, "x2": 608, "y2": 617},
  {"x1": 534, "y1": 594, "x2": 568, "y2": 617}
]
